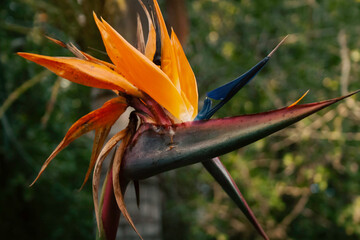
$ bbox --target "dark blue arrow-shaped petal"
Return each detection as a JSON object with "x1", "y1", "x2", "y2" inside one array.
[
  {"x1": 206, "y1": 56, "x2": 269, "y2": 101},
  {"x1": 197, "y1": 36, "x2": 288, "y2": 120}
]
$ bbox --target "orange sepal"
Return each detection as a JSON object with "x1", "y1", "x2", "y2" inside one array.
[
  {"x1": 93, "y1": 13, "x2": 189, "y2": 121},
  {"x1": 152, "y1": 0, "x2": 180, "y2": 90},
  {"x1": 288, "y1": 90, "x2": 310, "y2": 108},
  {"x1": 171, "y1": 30, "x2": 198, "y2": 119},
  {"x1": 138, "y1": 0, "x2": 156, "y2": 61},
  {"x1": 145, "y1": 22, "x2": 156, "y2": 61},
  {"x1": 30, "y1": 97, "x2": 127, "y2": 186},
  {"x1": 18, "y1": 52, "x2": 141, "y2": 97}
]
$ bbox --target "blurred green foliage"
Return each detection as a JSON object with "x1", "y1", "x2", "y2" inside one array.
[
  {"x1": 1, "y1": 0, "x2": 95, "y2": 239},
  {"x1": 1, "y1": 0, "x2": 360, "y2": 239}
]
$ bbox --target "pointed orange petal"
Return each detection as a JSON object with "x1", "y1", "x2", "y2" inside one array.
[
  {"x1": 30, "y1": 97, "x2": 127, "y2": 186},
  {"x1": 112, "y1": 136, "x2": 143, "y2": 239},
  {"x1": 18, "y1": 52, "x2": 142, "y2": 97},
  {"x1": 171, "y1": 30, "x2": 198, "y2": 119},
  {"x1": 93, "y1": 13, "x2": 190, "y2": 121},
  {"x1": 145, "y1": 22, "x2": 157, "y2": 62},
  {"x1": 152, "y1": 0, "x2": 180, "y2": 90},
  {"x1": 181, "y1": 90, "x2": 195, "y2": 121},
  {"x1": 80, "y1": 126, "x2": 112, "y2": 190},
  {"x1": 93, "y1": 129, "x2": 128, "y2": 233},
  {"x1": 288, "y1": 90, "x2": 310, "y2": 108},
  {"x1": 145, "y1": 22, "x2": 157, "y2": 61},
  {"x1": 138, "y1": 0, "x2": 156, "y2": 61}
]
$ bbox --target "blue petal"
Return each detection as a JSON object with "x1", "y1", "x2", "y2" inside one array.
[
  {"x1": 196, "y1": 56, "x2": 270, "y2": 120},
  {"x1": 207, "y1": 56, "x2": 269, "y2": 100},
  {"x1": 195, "y1": 98, "x2": 212, "y2": 120},
  {"x1": 197, "y1": 37, "x2": 288, "y2": 120}
]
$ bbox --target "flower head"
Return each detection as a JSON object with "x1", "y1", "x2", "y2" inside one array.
[
  {"x1": 19, "y1": 1, "x2": 359, "y2": 240},
  {"x1": 19, "y1": 1, "x2": 199, "y2": 238},
  {"x1": 19, "y1": 0, "x2": 197, "y2": 123}
]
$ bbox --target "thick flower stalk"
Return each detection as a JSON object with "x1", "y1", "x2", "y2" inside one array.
[{"x1": 19, "y1": 1, "x2": 359, "y2": 240}]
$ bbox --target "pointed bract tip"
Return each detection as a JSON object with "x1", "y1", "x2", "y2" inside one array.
[
  {"x1": 45, "y1": 36, "x2": 67, "y2": 48},
  {"x1": 137, "y1": 0, "x2": 146, "y2": 9},
  {"x1": 92, "y1": 12, "x2": 102, "y2": 26},
  {"x1": 288, "y1": 89, "x2": 310, "y2": 108},
  {"x1": 345, "y1": 89, "x2": 360, "y2": 98},
  {"x1": 267, "y1": 35, "x2": 289, "y2": 58},
  {"x1": 329, "y1": 89, "x2": 360, "y2": 103},
  {"x1": 17, "y1": 52, "x2": 29, "y2": 59}
]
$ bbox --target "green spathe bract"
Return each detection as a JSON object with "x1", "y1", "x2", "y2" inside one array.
[{"x1": 122, "y1": 91, "x2": 360, "y2": 180}]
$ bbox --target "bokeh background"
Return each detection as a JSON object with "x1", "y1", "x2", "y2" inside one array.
[{"x1": 1, "y1": 0, "x2": 360, "y2": 239}]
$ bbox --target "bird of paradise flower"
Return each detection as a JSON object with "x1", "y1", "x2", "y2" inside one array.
[{"x1": 18, "y1": 0, "x2": 359, "y2": 239}]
